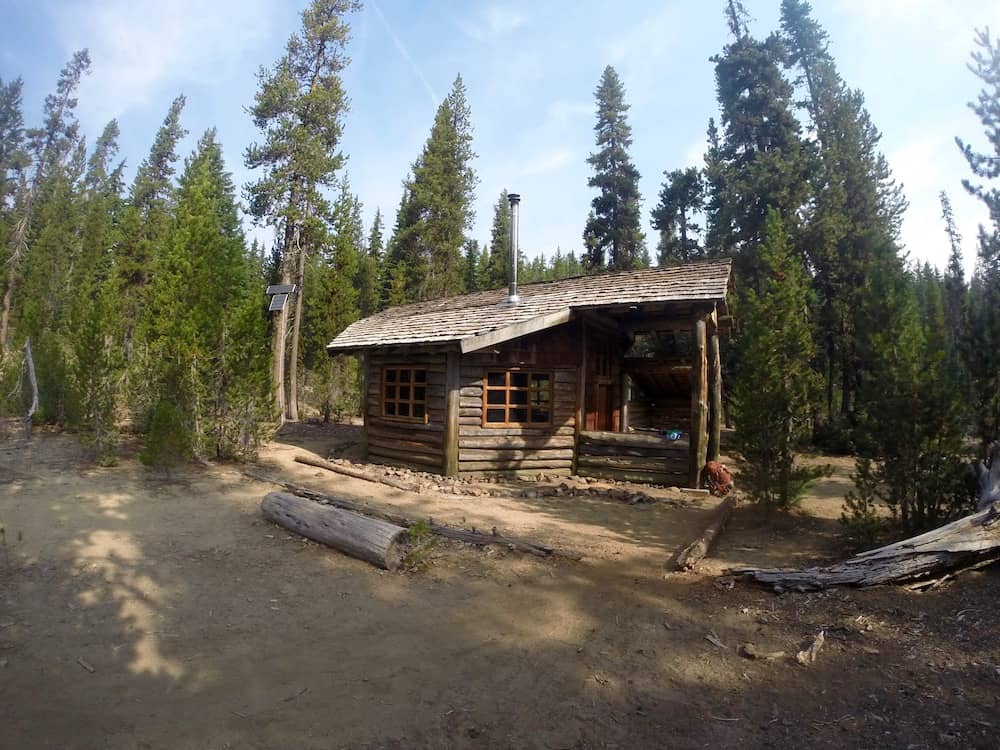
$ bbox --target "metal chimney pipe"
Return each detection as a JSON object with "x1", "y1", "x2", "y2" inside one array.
[{"x1": 508, "y1": 192, "x2": 520, "y2": 303}]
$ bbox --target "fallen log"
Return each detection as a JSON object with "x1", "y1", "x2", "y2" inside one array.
[
  {"x1": 294, "y1": 453, "x2": 423, "y2": 492},
  {"x1": 667, "y1": 494, "x2": 739, "y2": 571},
  {"x1": 262, "y1": 491, "x2": 408, "y2": 571},
  {"x1": 731, "y1": 501, "x2": 1000, "y2": 591},
  {"x1": 246, "y1": 470, "x2": 581, "y2": 561}
]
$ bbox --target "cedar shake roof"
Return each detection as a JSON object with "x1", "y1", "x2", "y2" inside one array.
[{"x1": 327, "y1": 258, "x2": 733, "y2": 354}]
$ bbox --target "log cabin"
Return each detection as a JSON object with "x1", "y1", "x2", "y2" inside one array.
[{"x1": 326, "y1": 261, "x2": 733, "y2": 488}]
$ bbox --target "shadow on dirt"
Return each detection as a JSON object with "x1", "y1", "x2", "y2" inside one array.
[{"x1": 1, "y1": 433, "x2": 997, "y2": 749}]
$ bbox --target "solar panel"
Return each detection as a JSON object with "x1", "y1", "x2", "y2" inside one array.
[
  {"x1": 266, "y1": 283, "x2": 297, "y2": 295},
  {"x1": 268, "y1": 293, "x2": 289, "y2": 312}
]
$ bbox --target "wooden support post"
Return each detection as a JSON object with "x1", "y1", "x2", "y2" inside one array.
[
  {"x1": 707, "y1": 322, "x2": 722, "y2": 463},
  {"x1": 442, "y1": 349, "x2": 460, "y2": 477},
  {"x1": 621, "y1": 373, "x2": 630, "y2": 433},
  {"x1": 360, "y1": 353, "x2": 369, "y2": 462},
  {"x1": 573, "y1": 320, "x2": 588, "y2": 474},
  {"x1": 688, "y1": 317, "x2": 709, "y2": 489}
]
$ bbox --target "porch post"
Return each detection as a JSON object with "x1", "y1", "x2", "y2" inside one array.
[
  {"x1": 573, "y1": 320, "x2": 588, "y2": 474},
  {"x1": 688, "y1": 316, "x2": 709, "y2": 488},
  {"x1": 360, "y1": 352, "x2": 369, "y2": 462},
  {"x1": 621, "y1": 373, "x2": 630, "y2": 433},
  {"x1": 443, "y1": 348, "x2": 460, "y2": 477},
  {"x1": 707, "y1": 313, "x2": 722, "y2": 463}
]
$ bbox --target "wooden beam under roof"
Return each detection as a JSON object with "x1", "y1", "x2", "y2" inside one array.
[{"x1": 458, "y1": 308, "x2": 572, "y2": 354}]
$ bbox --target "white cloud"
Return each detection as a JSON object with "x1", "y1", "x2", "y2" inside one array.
[
  {"x1": 829, "y1": 0, "x2": 987, "y2": 58},
  {"x1": 459, "y1": 6, "x2": 526, "y2": 42},
  {"x1": 683, "y1": 137, "x2": 706, "y2": 169},
  {"x1": 603, "y1": 5, "x2": 678, "y2": 68},
  {"x1": 517, "y1": 146, "x2": 573, "y2": 177},
  {"x1": 545, "y1": 98, "x2": 592, "y2": 126},
  {"x1": 52, "y1": 0, "x2": 278, "y2": 125},
  {"x1": 889, "y1": 131, "x2": 989, "y2": 278}
]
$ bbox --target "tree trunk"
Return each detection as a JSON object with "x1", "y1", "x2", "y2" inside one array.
[
  {"x1": 287, "y1": 223, "x2": 306, "y2": 422},
  {"x1": 732, "y1": 499, "x2": 1000, "y2": 591},
  {"x1": 668, "y1": 494, "x2": 738, "y2": 571},
  {"x1": 1, "y1": 206, "x2": 33, "y2": 354},
  {"x1": 261, "y1": 491, "x2": 408, "y2": 570}
]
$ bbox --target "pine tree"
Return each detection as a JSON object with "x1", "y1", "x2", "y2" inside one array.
[
  {"x1": 0, "y1": 77, "x2": 28, "y2": 218},
  {"x1": 957, "y1": 28, "x2": 1000, "y2": 444},
  {"x1": 709, "y1": 26, "x2": 807, "y2": 290},
  {"x1": 116, "y1": 96, "x2": 187, "y2": 421},
  {"x1": 463, "y1": 238, "x2": 481, "y2": 292},
  {"x1": 651, "y1": 167, "x2": 705, "y2": 264},
  {"x1": 356, "y1": 207, "x2": 383, "y2": 317},
  {"x1": 849, "y1": 259, "x2": 971, "y2": 533},
  {"x1": 69, "y1": 122, "x2": 124, "y2": 459},
  {"x1": 780, "y1": 0, "x2": 906, "y2": 428},
  {"x1": 245, "y1": 0, "x2": 360, "y2": 421},
  {"x1": 583, "y1": 66, "x2": 645, "y2": 271},
  {"x1": 146, "y1": 130, "x2": 270, "y2": 463},
  {"x1": 731, "y1": 209, "x2": 824, "y2": 508},
  {"x1": 1, "y1": 50, "x2": 90, "y2": 353},
  {"x1": 302, "y1": 177, "x2": 362, "y2": 420},
  {"x1": 482, "y1": 189, "x2": 510, "y2": 289},
  {"x1": 386, "y1": 75, "x2": 478, "y2": 301},
  {"x1": 939, "y1": 191, "x2": 967, "y2": 355}
]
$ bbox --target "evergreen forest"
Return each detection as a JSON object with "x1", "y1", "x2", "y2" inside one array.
[{"x1": 1, "y1": 0, "x2": 998, "y2": 541}]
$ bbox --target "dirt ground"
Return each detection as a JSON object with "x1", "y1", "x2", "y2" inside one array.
[{"x1": 1, "y1": 425, "x2": 997, "y2": 749}]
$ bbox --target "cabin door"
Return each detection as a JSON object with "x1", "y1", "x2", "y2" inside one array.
[{"x1": 595, "y1": 383, "x2": 615, "y2": 431}]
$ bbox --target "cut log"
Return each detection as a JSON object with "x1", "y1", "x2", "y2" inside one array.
[
  {"x1": 293, "y1": 454, "x2": 422, "y2": 492},
  {"x1": 732, "y1": 501, "x2": 1000, "y2": 591},
  {"x1": 261, "y1": 491, "x2": 408, "y2": 570},
  {"x1": 245, "y1": 471, "x2": 582, "y2": 561},
  {"x1": 667, "y1": 494, "x2": 739, "y2": 571}
]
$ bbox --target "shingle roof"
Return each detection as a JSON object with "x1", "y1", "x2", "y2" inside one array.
[{"x1": 327, "y1": 258, "x2": 732, "y2": 353}]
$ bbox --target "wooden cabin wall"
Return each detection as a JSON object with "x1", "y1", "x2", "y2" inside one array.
[
  {"x1": 364, "y1": 349, "x2": 447, "y2": 472},
  {"x1": 456, "y1": 324, "x2": 579, "y2": 478}
]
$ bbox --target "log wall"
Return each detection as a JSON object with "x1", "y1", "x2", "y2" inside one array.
[
  {"x1": 576, "y1": 430, "x2": 688, "y2": 485},
  {"x1": 364, "y1": 349, "x2": 447, "y2": 472},
  {"x1": 456, "y1": 324, "x2": 580, "y2": 478}
]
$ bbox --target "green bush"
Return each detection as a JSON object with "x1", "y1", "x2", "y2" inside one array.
[{"x1": 141, "y1": 400, "x2": 190, "y2": 470}]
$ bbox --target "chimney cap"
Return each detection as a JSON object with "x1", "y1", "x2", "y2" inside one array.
[{"x1": 508, "y1": 192, "x2": 521, "y2": 205}]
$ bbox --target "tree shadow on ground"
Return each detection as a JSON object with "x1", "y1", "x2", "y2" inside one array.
[{"x1": 1, "y1": 434, "x2": 997, "y2": 749}]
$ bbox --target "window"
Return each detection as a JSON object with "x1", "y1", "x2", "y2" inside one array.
[
  {"x1": 483, "y1": 370, "x2": 552, "y2": 426},
  {"x1": 382, "y1": 367, "x2": 427, "y2": 421}
]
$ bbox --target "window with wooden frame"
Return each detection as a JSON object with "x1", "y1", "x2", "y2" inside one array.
[
  {"x1": 381, "y1": 367, "x2": 427, "y2": 421},
  {"x1": 483, "y1": 370, "x2": 552, "y2": 426}
]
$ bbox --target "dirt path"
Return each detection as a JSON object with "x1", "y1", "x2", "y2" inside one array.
[{"x1": 0, "y1": 431, "x2": 997, "y2": 749}]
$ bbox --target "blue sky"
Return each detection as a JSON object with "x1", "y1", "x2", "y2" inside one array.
[{"x1": 2, "y1": 0, "x2": 998, "y2": 277}]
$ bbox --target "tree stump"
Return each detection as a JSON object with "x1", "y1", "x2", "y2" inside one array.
[{"x1": 261, "y1": 491, "x2": 408, "y2": 570}]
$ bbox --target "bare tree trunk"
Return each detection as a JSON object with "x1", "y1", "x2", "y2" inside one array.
[
  {"x1": 1, "y1": 204, "x2": 33, "y2": 354},
  {"x1": 272, "y1": 221, "x2": 296, "y2": 424},
  {"x1": 22, "y1": 337, "x2": 39, "y2": 440},
  {"x1": 287, "y1": 224, "x2": 306, "y2": 422}
]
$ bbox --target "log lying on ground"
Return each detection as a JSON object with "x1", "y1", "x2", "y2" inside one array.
[
  {"x1": 295, "y1": 453, "x2": 422, "y2": 492},
  {"x1": 247, "y1": 470, "x2": 581, "y2": 561},
  {"x1": 262, "y1": 491, "x2": 408, "y2": 570},
  {"x1": 731, "y1": 501, "x2": 1000, "y2": 591},
  {"x1": 667, "y1": 494, "x2": 739, "y2": 571}
]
